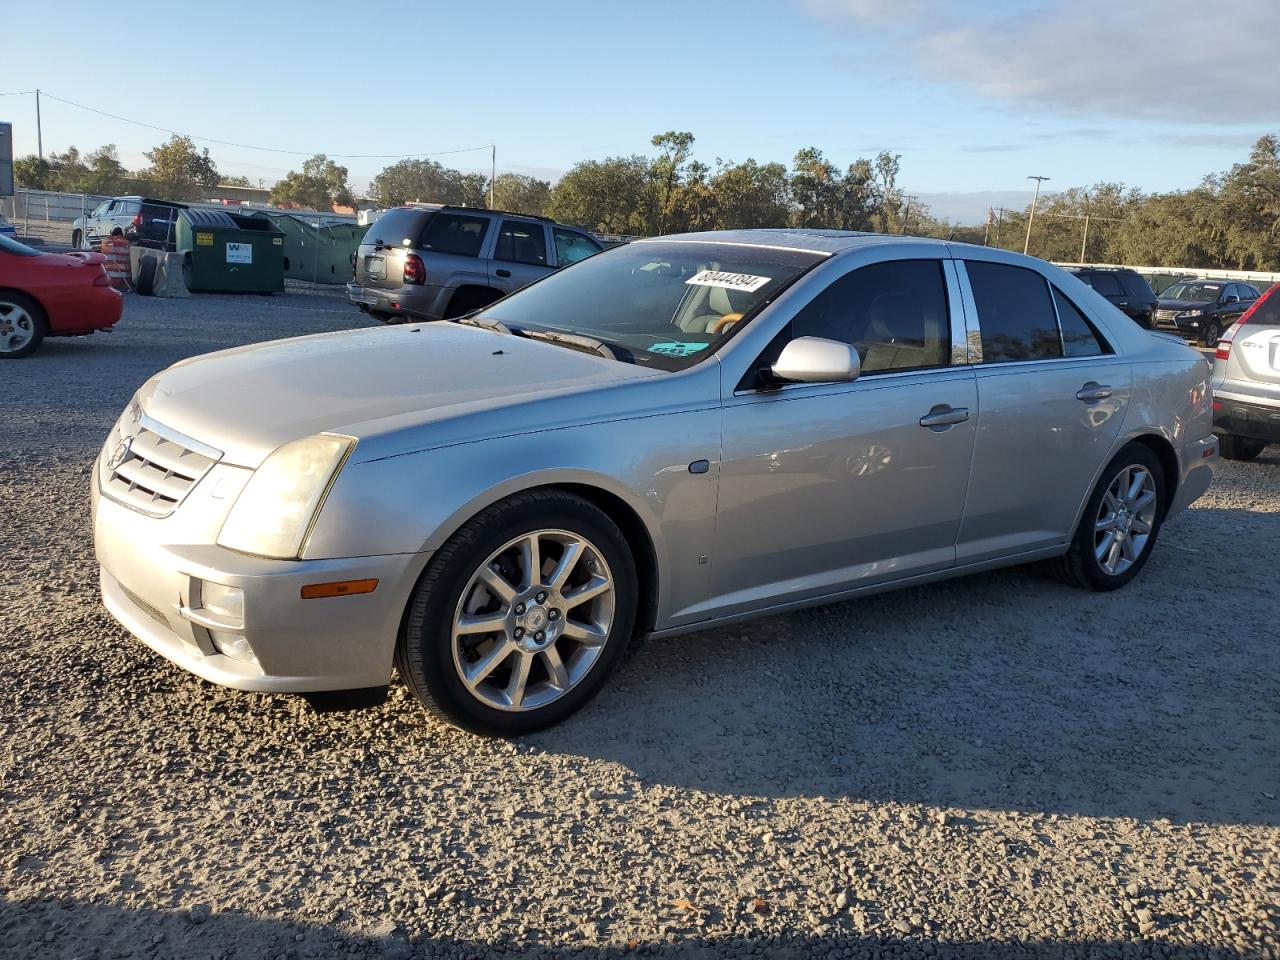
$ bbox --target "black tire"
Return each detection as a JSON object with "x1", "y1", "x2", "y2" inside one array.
[
  {"x1": 395, "y1": 490, "x2": 637, "y2": 736},
  {"x1": 1219, "y1": 434, "x2": 1266, "y2": 462},
  {"x1": 71, "y1": 230, "x2": 83, "y2": 250},
  {"x1": 1201, "y1": 319, "x2": 1222, "y2": 348},
  {"x1": 136, "y1": 256, "x2": 158, "y2": 296},
  {"x1": 444, "y1": 287, "x2": 499, "y2": 320},
  {"x1": 1051, "y1": 442, "x2": 1167, "y2": 592},
  {"x1": 0, "y1": 291, "x2": 47, "y2": 359}
]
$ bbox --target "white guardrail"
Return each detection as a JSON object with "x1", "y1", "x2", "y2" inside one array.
[
  {"x1": 0, "y1": 188, "x2": 358, "y2": 226},
  {"x1": 1057, "y1": 261, "x2": 1280, "y2": 286}
]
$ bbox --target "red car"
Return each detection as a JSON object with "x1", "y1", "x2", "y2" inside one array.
[{"x1": 0, "y1": 233, "x2": 124, "y2": 359}]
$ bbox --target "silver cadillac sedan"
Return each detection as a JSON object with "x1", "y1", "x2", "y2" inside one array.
[{"x1": 93, "y1": 230, "x2": 1217, "y2": 735}]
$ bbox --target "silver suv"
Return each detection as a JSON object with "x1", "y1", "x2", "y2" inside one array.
[
  {"x1": 347, "y1": 205, "x2": 603, "y2": 322},
  {"x1": 1211, "y1": 283, "x2": 1280, "y2": 460}
]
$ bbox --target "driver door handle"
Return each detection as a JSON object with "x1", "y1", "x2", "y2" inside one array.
[
  {"x1": 495, "y1": 268, "x2": 511, "y2": 278},
  {"x1": 1076, "y1": 382, "x2": 1113, "y2": 402},
  {"x1": 919, "y1": 405, "x2": 970, "y2": 429}
]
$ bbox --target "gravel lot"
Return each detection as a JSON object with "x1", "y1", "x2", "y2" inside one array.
[{"x1": 1, "y1": 292, "x2": 1277, "y2": 960}]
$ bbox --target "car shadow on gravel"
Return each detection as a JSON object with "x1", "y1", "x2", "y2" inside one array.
[
  {"x1": 538, "y1": 508, "x2": 1280, "y2": 826},
  {"x1": 1, "y1": 897, "x2": 1257, "y2": 960}
]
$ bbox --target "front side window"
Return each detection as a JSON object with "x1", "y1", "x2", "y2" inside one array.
[
  {"x1": 476, "y1": 240, "x2": 824, "y2": 371},
  {"x1": 553, "y1": 228, "x2": 602, "y2": 266},
  {"x1": 789, "y1": 260, "x2": 950, "y2": 374},
  {"x1": 91, "y1": 201, "x2": 110, "y2": 217},
  {"x1": 494, "y1": 219, "x2": 548, "y2": 266},
  {"x1": 966, "y1": 261, "x2": 1063, "y2": 363}
]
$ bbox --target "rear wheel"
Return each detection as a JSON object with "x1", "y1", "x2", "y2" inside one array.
[
  {"x1": 445, "y1": 287, "x2": 499, "y2": 320},
  {"x1": 1219, "y1": 434, "x2": 1266, "y2": 462},
  {"x1": 396, "y1": 490, "x2": 637, "y2": 736},
  {"x1": 1200, "y1": 319, "x2": 1222, "y2": 348},
  {"x1": 1052, "y1": 443, "x2": 1166, "y2": 591},
  {"x1": 0, "y1": 292, "x2": 46, "y2": 359}
]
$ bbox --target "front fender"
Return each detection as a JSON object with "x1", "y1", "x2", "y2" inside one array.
[{"x1": 303, "y1": 409, "x2": 722, "y2": 627}]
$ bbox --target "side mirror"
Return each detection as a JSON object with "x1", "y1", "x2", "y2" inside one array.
[
  {"x1": 771, "y1": 336, "x2": 861, "y2": 384},
  {"x1": 1223, "y1": 294, "x2": 1239, "y2": 304}
]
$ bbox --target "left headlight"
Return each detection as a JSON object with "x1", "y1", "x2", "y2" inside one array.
[
  {"x1": 1177, "y1": 308, "x2": 1203, "y2": 318},
  {"x1": 217, "y1": 434, "x2": 355, "y2": 560}
]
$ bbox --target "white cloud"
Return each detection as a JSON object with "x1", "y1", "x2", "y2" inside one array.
[{"x1": 804, "y1": 0, "x2": 1280, "y2": 124}]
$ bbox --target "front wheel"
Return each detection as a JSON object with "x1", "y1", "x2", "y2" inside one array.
[
  {"x1": 72, "y1": 230, "x2": 83, "y2": 249},
  {"x1": 1052, "y1": 443, "x2": 1166, "y2": 591},
  {"x1": 1201, "y1": 319, "x2": 1222, "y2": 348},
  {"x1": 396, "y1": 490, "x2": 637, "y2": 736}
]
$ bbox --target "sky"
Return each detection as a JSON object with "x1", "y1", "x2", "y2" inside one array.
[{"x1": 3, "y1": 0, "x2": 1277, "y2": 224}]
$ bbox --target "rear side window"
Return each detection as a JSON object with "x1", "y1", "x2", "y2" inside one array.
[
  {"x1": 790, "y1": 259, "x2": 951, "y2": 374},
  {"x1": 966, "y1": 261, "x2": 1062, "y2": 363},
  {"x1": 420, "y1": 213, "x2": 489, "y2": 257},
  {"x1": 363, "y1": 208, "x2": 430, "y2": 248},
  {"x1": 1083, "y1": 272, "x2": 1124, "y2": 297},
  {"x1": 494, "y1": 219, "x2": 548, "y2": 266},
  {"x1": 1242, "y1": 286, "x2": 1280, "y2": 325},
  {"x1": 1119, "y1": 272, "x2": 1153, "y2": 298},
  {"x1": 1052, "y1": 287, "x2": 1109, "y2": 357}
]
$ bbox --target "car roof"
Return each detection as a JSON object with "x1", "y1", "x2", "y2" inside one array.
[{"x1": 642, "y1": 228, "x2": 952, "y2": 256}]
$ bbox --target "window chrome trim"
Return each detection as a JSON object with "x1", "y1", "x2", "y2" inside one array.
[{"x1": 732, "y1": 361, "x2": 974, "y2": 399}]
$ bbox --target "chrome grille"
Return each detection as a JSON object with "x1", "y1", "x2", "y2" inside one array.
[
  {"x1": 1155, "y1": 309, "x2": 1180, "y2": 323},
  {"x1": 102, "y1": 420, "x2": 221, "y2": 517}
]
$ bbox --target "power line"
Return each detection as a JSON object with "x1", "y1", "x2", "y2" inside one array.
[{"x1": 30, "y1": 90, "x2": 494, "y2": 161}]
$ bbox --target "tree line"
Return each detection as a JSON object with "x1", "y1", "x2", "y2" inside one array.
[{"x1": 14, "y1": 131, "x2": 1280, "y2": 271}]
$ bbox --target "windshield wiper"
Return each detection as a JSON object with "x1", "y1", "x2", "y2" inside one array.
[
  {"x1": 521, "y1": 329, "x2": 620, "y2": 361},
  {"x1": 452, "y1": 314, "x2": 515, "y2": 336}
]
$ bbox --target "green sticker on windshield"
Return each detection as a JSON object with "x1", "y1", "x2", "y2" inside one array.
[{"x1": 647, "y1": 341, "x2": 709, "y2": 358}]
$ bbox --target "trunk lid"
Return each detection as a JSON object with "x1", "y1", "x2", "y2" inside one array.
[{"x1": 354, "y1": 207, "x2": 429, "y2": 291}]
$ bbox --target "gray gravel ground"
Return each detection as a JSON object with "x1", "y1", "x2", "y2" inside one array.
[{"x1": 1, "y1": 293, "x2": 1278, "y2": 960}]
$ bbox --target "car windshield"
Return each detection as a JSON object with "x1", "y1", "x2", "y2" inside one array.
[
  {"x1": 1163, "y1": 281, "x2": 1222, "y2": 302},
  {"x1": 473, "y1": 240, "x2": 826, "y2": 371},
  {"x1": 0, "y1": 233, "x2": 41, "y2": 257}
]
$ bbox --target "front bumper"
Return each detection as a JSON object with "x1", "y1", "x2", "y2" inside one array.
[
  {"x1": 1214, "y1": 395, "x2": 1280, "y2": 444},
  {"x1": 93, "y1": 476, "x2": 428, "y2": 693},
  {"x1": 346, "y1": 281, "x2": 441, "y2": 320}
]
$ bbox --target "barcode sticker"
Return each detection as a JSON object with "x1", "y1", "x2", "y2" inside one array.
[{"x1": 684, "y1": 270, "x2": 771, "y2": 292}]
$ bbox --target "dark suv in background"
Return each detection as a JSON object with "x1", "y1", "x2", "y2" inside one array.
[
  {"x1": 1070, "y1": 267, "x2": 1157, "y2": 328},
  {"x1": 1154, "y1": 278, "x2": 1261, "y2": 347},
  {"x1": 347, "y1": 205, "x2": 604, "y2": 322},
  {"x1": 72, "y1": 197, "x2": 188, "y2": 251}
]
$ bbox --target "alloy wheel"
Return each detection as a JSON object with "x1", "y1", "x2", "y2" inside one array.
[
  {"x1": 1094, "y1": 465, "x2": 1158, "y2": 576},
  {"x1": 0, "y1": 301, "x2": 36, "y2": 355},
  {"x1": 451, "y1": 529, "x2": 615, "y2": 712}
]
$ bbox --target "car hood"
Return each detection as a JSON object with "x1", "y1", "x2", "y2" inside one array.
[
  {"x1": 1157, "y1": 298, "x2": 1213, "y2": 310},
  {"x1": 138, "y1": 322, "x2": 665, "y2": 467}
]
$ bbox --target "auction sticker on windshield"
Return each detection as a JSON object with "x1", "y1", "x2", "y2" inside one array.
[{"x1": 685, "y1": 270, "x2": 771, "y2": 292}]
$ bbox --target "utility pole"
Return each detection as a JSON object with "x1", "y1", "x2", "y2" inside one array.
[
  {"x1": 1079, "y1": 190, "x2": 1090, "y2": 263},
  {"x1": 900, "y1": 195, "x2": 918, "y2": 235},
  {"x1": 993, "y1": 207, "x2": 1007, "y2": 247},
  {"x1": 1023, "y1": 175, "x2": 1050, "y2": 254},
  {"x1": 35, "y1": 88, "x2": 42, "y2": 160},
  {"x1": 489, "y1": 144, "x2": 496, "y2": 210}
]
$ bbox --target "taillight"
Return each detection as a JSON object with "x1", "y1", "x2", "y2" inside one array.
[
  {"x1": 1215, "y1": 323, "x2": 1239, "y2": 361},
  {"x1": 403, "y1": 254, "x2": 425, "y2": 285},
  {"x1": 132, "y1": 214, "x2": 142, "y2": 228}
]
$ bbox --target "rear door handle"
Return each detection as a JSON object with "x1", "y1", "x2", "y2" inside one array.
[
  {"x1": 919, "y1": 405, "x2": 970, "y2": 430},
  {"x1": 1076, "y1": 382, "x2": 1113, "y2": 402},
  {"x1": 495, "y1": 268, "x2": 512, "y2": 278}
]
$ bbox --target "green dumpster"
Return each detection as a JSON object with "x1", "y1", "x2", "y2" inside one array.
[
  {"x1": 176, "y1": 209, "x2": 285, "y2": 293},
  {"x1": 266, "y1": 213, "x2": 368, "y2": 285}
]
